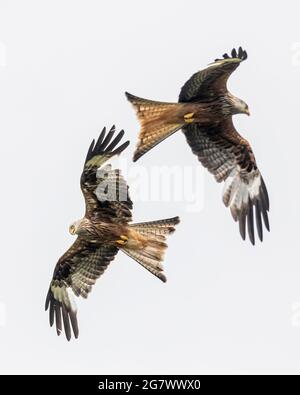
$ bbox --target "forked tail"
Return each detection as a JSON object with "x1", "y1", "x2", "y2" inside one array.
[
  {"x1": 125, "y1": 92, "x2": 184, "y2": 161},
  {"x1": 121, "y1": 216, "x2": 180, "y2": 282}
]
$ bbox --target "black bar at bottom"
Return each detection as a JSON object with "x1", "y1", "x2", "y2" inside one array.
[{"x1": 0, "y1": 374, "x2": 291, "y2": 391}]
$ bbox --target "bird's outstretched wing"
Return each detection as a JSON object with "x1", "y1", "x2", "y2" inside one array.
[
  {"x1": 81, "y1": 126, "x2": 132, "y2": 224},
  {"x1": 45, "y1": 238, "x2": 118, "y2": 340},
  {"x1": 179, "y1": 47, "x2": 247, "y2": 103},
  {"x1": 183, "y1": 118, "x2": 269, "y2": 244},
  {"x1": 46, "y1": 127, "x2": 131, "y2": 340}
]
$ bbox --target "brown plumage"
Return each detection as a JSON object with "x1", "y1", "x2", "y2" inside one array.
[
  {"x1": 126, "y1": 47, "x2": 269, "y2": 245},
  {"x1": 45, "y1": 126, "x2": 179, "y2": 341}
]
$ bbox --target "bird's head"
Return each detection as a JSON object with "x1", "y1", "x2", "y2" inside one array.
[
  {"x1": 69, "y1": 219, "x2": 83, "y2": 236},
  {"x1": 235, "y1": 98, "x2": 250, "y2": 116},
  {"x1": 228, "y1": 94, "x2": 250, "y2": 116},
  {"x1": 240, "y1": 99, "x2": 250, "y2": 116}
]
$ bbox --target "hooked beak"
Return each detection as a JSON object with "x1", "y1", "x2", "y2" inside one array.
[
  {"x1": 69, "y1": 226, "x2": 76, "y2": 235},
  {"x1": 245, "y1": 108, "x2": 250, "y2": 116}
]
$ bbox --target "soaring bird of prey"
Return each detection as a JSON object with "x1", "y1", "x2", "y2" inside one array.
[
  {"x1": 45, "y1": 126, "x2": 179, "y2": 340},
  {"x1": 125, "y1": 47, "x2": 269, "y2": 245}
]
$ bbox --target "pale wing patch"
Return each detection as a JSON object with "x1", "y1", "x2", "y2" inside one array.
[
  {"x1": 46, "y1": 284, "x2": 79, "y2": 341},
  {"x1": 223, "y1": 168, "x2": 270, "y2": 244},
  {"x1": 51, "y1": 284, "x2": 77, "y2": 313}
]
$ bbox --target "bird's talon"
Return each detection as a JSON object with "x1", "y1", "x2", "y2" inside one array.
[
  {"x1": 116, "y1": 235, "x2": 128, "y2": 246},
  {"x1": 184, "y1": 113, "x2": 195, "y2": 123}
]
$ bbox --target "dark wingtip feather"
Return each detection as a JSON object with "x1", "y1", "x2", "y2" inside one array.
[
  {"x1": 262, "y1": 210, "x2": 270, "y2": 232},
  {"x1": 259, "y1": 179, "x2": 270, "y2": 232},
  {"x1": 45, "y1": 290, "x2": 51, "y2": 311},
  {"x1": 106, "y1": 129, "x2": 125, "y2": 152},
  {"x1": 46, "y1": 286, "x2": 79, "y2": 340},
  {"x1": 85, "y1": 126, "x2": 129, "y2": 165},
  {"x1": 239, "y1": 210, "x2": 246, "y2": 241},
  {"x1": 55, "y1": 303, "x2": 62, "y2": 336},
  {"x1": 217, "y1": 47, "x2": 247, "y2": 62},
  {"x1": 247, "y1": 204, "x2": 255, "y2": 245},
  {"x1": 261, "y1": 177, "x2": 270, "y2": 210},
  {"x1": 93, "y1": 127, "x2": 107, "y2": 153},
  {"x1": 97, "y1": 126, "x2": 106, "y2": 145},
  {"x1": 238, "y1": 46, "x2": 243, "y2": 58},
  {"x1": 255, "y1": 200, "x2": 263, "y2": 242},
  {"x1": 69, "y1": 313, "x2": 79, "y2": 339},
  {"x1": 234, "y1": 175, "x2": 268, "y2": 245},
  {"x1": 49, "y1": 301, "x2": 55, "y2": 327},
  {"x1": 101, "y1": 128, "x2": 116, "y2": 150},
  {"x1": 84, "y1": 139, "x2": 95, "y2": 164},
  {"x1": 62, "y1": 306, "x2": 72, "y2": 341},
  {"x1": 112, "y1": 140, "x2": 130, "y2": 156}
]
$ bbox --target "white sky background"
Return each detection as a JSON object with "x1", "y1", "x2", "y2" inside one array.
[{"x1": 0, "y1": 0, "x2": 299, "y2": 374}]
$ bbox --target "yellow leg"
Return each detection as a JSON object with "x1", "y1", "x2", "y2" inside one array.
[{"x1": 184, "y1": 112, "x2": 195, "y2": 123}]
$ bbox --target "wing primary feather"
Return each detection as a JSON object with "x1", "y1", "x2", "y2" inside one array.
[
  {"x1": 238, "y1": 46, "x2": 243, "y2": 58},
  {"x1": 231, "y1": 48, "x2": 237, "y2": 58},
  {"x1": 85, "y1": 127, "x2": 129, "y2": 165},
  {"x1": 243, "y1": 50, "x2": 248, "y2": 60},
  {"x1": 101, "y1": 126, "x2": 116, "y2": 150},
  {"x1": 112, "y1": 140, "x2": 130, "y2": 156},
  {"x1": 259, "y1": 183, "x2": 270, "y2": 233},
  {"x1": 259, "y1": 189, "x2": 268, "y2": 213},
  {"x1": 45, "y1": 291, "x2": 51, "y2": 310},
  {"x1": 261, "y1": 209, "x2": 270, "y2": 232},
  {"x1": 84, "y1": 139, "x2": 95, "y2": 164},
  {"x1": 223, "y1": 53, "x2": 229, "y2": 59},
  {"x1": 247, "y1": 203, "x2": 255, "y2": 245},
  {"x1": 98, "y1": 126, "x2": 107, "y2": 142},
  {"x1": 105, "y1": 129, "x2": 125, "y2": 152},
  {"x1": 55, "y1": 302, "x2": 62, "y2": 336},
  {"x1": 261, "y1": 178, "x2": 269, "y2": 210},
  {"x1": 69, "y1": 312, "x2": 79, "y2": 339},
  {"x1": 49, "y1": 300, "x2": 55, "y2": 327},
  {"x1": 93, "y1": 127, "x2": 107, "y2": 153},
  {"x1": 239, "y1": 209, "x2": 246, "y2": 240},
  {"x1": 62, "y1": 306, "x2": 71, "y2": 341},
  {"x1": 255, "y1": 200, "x2": 263, "y2": 241},
  {"x1": 109, "y1": 125, "x2": 116, "y2": 133}
]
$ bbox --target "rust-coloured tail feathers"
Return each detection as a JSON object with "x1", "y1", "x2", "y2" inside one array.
[
  {"x1": 125, "y1": 92, "x2": 183, "y2": 161},
  {"x1": 121, "y1": 216, "x2": 180, "y2": 282}
]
